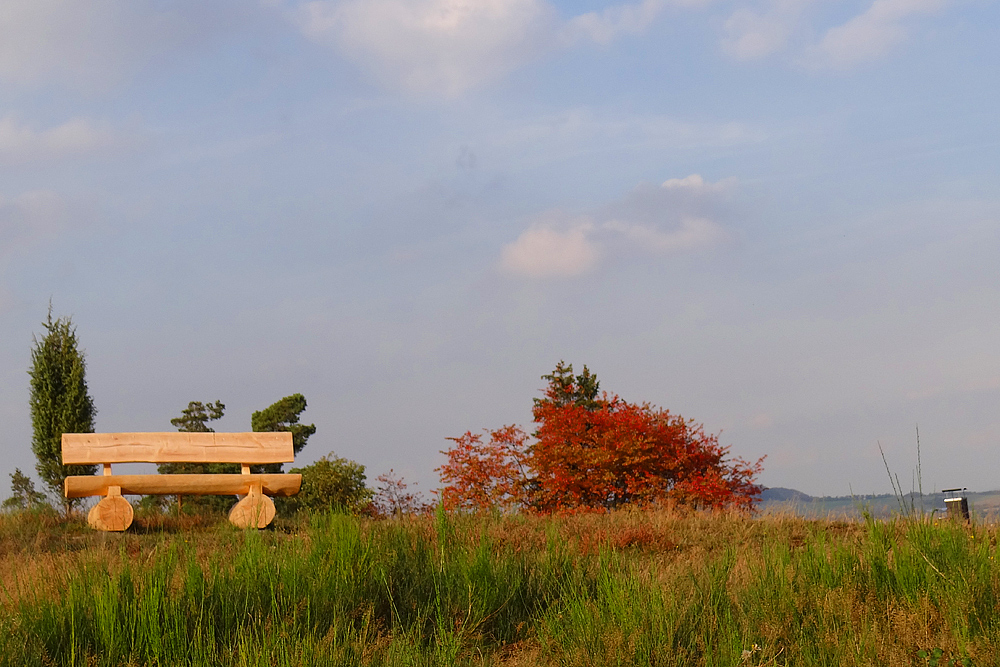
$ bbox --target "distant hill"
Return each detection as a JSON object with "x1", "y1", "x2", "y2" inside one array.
[{"x1": 759, "y1": 487, "x2": 813, "y2": 502}]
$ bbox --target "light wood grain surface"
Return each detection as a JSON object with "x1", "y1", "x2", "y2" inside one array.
[
  {"x1": 87, "y1": 495, "x2": 134, "y2": 531},
  {"x1": 61, "y1": 432, "x2": 294, "y2": 464},
  {"x1": 229, "y1": 486, "x2": 276, "y2": 529},
  {"x1": 64, "y1": 473, "x2": 302, "y2": 498}
]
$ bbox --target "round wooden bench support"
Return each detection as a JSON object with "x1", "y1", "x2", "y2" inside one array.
[
  {"x1": 228, "y1": 484, "x2": 275, "y2": 529},
  {"x1": 87, "y1": 486, "x2": 134, "y2": 532}
]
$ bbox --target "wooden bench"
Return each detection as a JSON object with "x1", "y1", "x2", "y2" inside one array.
[{"x1": 62, "y1": 432, "x2": 302, "y2": 531}]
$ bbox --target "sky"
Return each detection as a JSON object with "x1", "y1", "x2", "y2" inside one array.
[{"x1": 1, "y1": 0, "x2": 998, "y2": 500}]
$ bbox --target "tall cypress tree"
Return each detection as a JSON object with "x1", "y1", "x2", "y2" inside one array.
[{"x1": 28, "y1": 308, "x2": 97, "y2": 513}]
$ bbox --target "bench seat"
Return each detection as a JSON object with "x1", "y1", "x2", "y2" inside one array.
[{"x1": 65, "y1": 473, "x2": 301, "y2": 498}]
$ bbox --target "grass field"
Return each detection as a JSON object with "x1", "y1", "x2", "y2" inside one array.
[{"x1": 0, "y1": 506, "x2": 997, "y2": 666}]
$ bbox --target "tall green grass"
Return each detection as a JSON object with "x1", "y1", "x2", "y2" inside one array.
[{"x1": 1, "y1": 508, "x2": 998, "y2": 665}]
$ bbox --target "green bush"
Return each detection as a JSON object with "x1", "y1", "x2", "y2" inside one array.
[{"x1": 282, "y1": 454, "x2": 372, "y2": 515}]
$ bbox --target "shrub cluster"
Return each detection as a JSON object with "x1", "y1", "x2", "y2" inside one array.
[{"x1": 439, "y1": 361, "x2": 764, "y2": 514}]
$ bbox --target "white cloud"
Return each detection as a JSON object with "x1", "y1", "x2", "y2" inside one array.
[
  {"x1": 662, "y1": 173, "x2": 707, "y2": 189},
  {"x1": 296, "y1": 0, "x2": 555, "y2": 96},
  {"x1": 598, "y1": 173, "x2": 735, "y2": 224},
  {"x1": 501, "y1": 174, "x2": 733, "y2": 278},
  {"x1": 0, "y1": 116, "x2": 115, "y2": 163},
  {"x1": 661, "y1": 173, "x2": 735, "y2": 192},
  {"x1": 292, "y1": 0, "x2": 677, "y2": 95},
  {"x1": 501, "y1": 223, "x2": 599, "y2": 278},
  {"x1": 805, "y1": 0, "x2": 949, "y2": 68}
]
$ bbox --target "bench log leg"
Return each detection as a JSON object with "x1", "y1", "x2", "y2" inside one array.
[
  {"x1": 87, "y1": 485, "x2": 134, "y2": 532},
  {"x1": 228, "y1": 482, "x2": 275, "y2": 529}
]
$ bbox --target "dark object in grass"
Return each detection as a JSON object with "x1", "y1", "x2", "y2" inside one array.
[{"x1": 942, "y1": 488, "x2": 970, "y2": 522}]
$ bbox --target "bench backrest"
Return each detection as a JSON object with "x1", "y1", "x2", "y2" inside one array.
[{"x1": 61, "y1": 432, "x2": 294, "y2": 465}]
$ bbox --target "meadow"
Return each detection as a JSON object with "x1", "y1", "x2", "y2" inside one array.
[{"x1": 0, "y1": 506, "x2": 997, "y2": 666}]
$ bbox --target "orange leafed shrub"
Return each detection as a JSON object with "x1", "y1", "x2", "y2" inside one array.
[
  {"x1": 437, "y1": 425, "x2": 531, "y2": 512},
  {"x1": 439, "y1": 362, "x2": 764, "y2": 514},
  {"x1": 531, "y1": 395, "x2": 763, "y2": 512}
]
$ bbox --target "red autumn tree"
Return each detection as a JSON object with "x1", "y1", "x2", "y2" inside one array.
[
  {"x1": 531, "y1": 393, "x2": 763, "y2": 512},
  {"x1": 439, "y1": 362, "x2": 764, "y2": 514},
  {"x1": 437, "y1": 425, "x2": 531, "y2": 512},
  {"x1": 529, "y1": 362, "x2": 763, "y2": 512}
]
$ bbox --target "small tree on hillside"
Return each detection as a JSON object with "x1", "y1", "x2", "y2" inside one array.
[
  {"x1": 251, "y1": 394, "x2": 315, "y2": 474},
  {"x1": 2, "y1": 469, "x2": 49, "y2": 511},
  {"x1": 29, "y1": 309, "x2": 97, "y2": 514},
  {"x1": 373, "y1": 470, "x2": 429, "y2": 517}
]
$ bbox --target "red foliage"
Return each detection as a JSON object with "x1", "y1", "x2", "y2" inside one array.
[
  {"x1": 439, "y1": 363, "x2": 764, "y2": 514},
  {"x1": 531, "y1": 394, "x2": 763, "y2": 512},
  {"x1": 437, "y1": 425, "x2": 531, "y2": 512}
]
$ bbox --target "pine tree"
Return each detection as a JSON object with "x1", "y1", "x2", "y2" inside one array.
[
  {"x1": 159, "y1": 400, "x2": 229, "y2": 514},
  {"x1": 159, "y1": 400, "x2": 227, "y2": 475},
  {"x1": 533, "y1": 361, "x2": 602, "y2": 411},
  {"x1": 169, "y1": 400, "x2": 225, "y2": 433},
  {"x1": 251, "y1": 394, "x2": 315, "y2": 474},
  {"x1": 28, "y1": 308, "x2": 97, "y2": 514}
]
